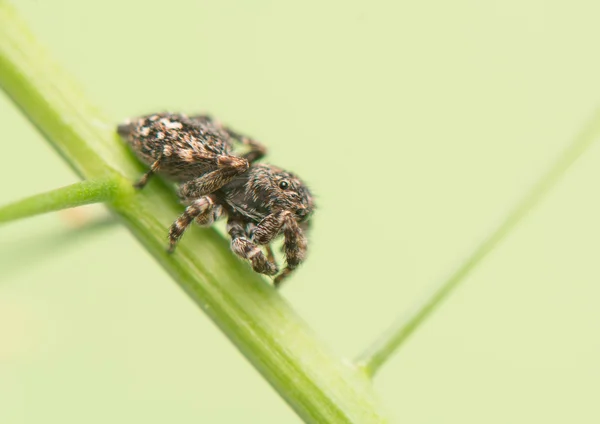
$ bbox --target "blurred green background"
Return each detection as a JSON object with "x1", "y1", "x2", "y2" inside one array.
[{"x1": 1, "y1": 0, "x2": 600, "y2": 422}]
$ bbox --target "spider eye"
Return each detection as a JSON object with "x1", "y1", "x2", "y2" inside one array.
[{"x1": 279, "y1": 180, "x2": 289, "y2": 190}]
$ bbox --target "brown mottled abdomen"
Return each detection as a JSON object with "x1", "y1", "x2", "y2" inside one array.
[{"x1": 118, "y1": 112, "x2": 234, "y2": 182}]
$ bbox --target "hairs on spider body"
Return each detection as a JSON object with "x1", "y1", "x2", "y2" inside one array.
[{"x1": 117, "y1": 112, "x2": 314, "y2": 287}]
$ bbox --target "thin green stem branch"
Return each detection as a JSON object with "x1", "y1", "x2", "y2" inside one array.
[
  {"x1": 0, "y1": 178, "x2": 120, "y2": 224},
  {"x1": 0, "y1": 3, "x2": 386, "y2": 422},
  {"x1": 356, "y1": 108, "x2": 600, "y2": 377}
]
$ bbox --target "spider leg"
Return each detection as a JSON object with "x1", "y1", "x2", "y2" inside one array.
[
  {"x1": 265, "y1": 244, "x2": 276, "y2": 264},
  {"x1": 273, "y1": 268, "x2": 294, "y2": 287},
  {"x1": 170, "y1": 153, "x2": 247, "y2": 252},
  {"x1": 168, "y1": 195, "x2": 217, "y2": 252},
  {"x1": 252, "y1": 211, "x2": 307, "y2": 287},
  {"x1": 189, "y1": 114, "x2": 267, "y2": 163},
  {"x1": 274, "y1": 216, "x2": 307, "y2": 287},
  {"x1": 194, "y1": 204, "x2": 223, "y2": 226},
  {"x1": 252, "y1": 211, "x2": 291, "y2": 245},
  {"x1": 177, "y1": 154, "x2": 248, "y2": 202},
  {"x1": 246, "y1": 222, "x2": 278, "y2": 266},
  {"x1": 226, "y1": 127, "x2": 267, "y2": 163},
  {"x1": 133, "y1": 156, "x2": 162, "y2": 189},
  {"x1": 227, "y1": 219, "x2": 278, "y2": 275}
]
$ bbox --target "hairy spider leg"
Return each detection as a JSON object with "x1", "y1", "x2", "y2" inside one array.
[
  {"x1": 167, "y1": 195, "x2": 217, "y2": 253},
  {"x1": 168, "y1": 154, "x2": 249, "y2": 252},
  {"x1": 265, "y1": 245, "x2": 276, "y2": 264},
  {"x1": 177, "y1": 154, "x2": 248, "y2": 202},
  {"x1": 227, "y1": 219, "x2": 278, "y2": 276},
  {"x1": 189, "y1": 115, "x2": 267, "y2": 163},
  {"x1": 253, "y1": 211, "x2": 307, "y2": 287},
  {"x1": 133, "y1": 155, "x2": 162, "y2": 189}
]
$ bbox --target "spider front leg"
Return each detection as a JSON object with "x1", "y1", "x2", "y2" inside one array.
[
  {"x1": 227, "y1": 219, "x2": 278, "y2": 276},
  {"x1": 168, "y1": 195, "x2": 217, "y2": 253},
  {"x1": 246, "y1": 222, "x2": 278, "y2": 267},
  {"x1": 276, "y1": 217, "x2": 307, "y2": 287},
  {"x1": 265, "y1": 244, "x2": 276, "y2": 265},
  {"x1": 253, "y1": 211, "x2": 307, "y2": 287},
  {"x1": 189, "y1": 115, "x2": 267, "y2": 163}
]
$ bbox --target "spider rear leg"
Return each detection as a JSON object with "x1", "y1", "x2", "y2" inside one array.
[
  {"x1": 168, "y1": 196, "x2": 217, "y2": 253},
  {"x1": 189, "y1": 114, "x2": 267, "y2": 163},
  {"x1": 117, "y1": 121, "x2": 163, "y2": 190},
  {"x1": 228, "y1": 129, "x2": 267, "y2": 163},
  {"x1": 227, "y1": 220, "x2": 278, "y2": 276},
  {"x1": 134, "y1": 156, "x2": 162, "y2": 190}
]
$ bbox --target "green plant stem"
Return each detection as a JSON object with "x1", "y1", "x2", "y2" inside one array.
[
  {"x1": 0, "y1": 3, "x2": 387, "y2": 422},
  {"x1": 0, "y1": 178, "x2": 120, "y2": 224},
  {"x1": 356, "y1": 108, "x2": 600, "y2": 378}
]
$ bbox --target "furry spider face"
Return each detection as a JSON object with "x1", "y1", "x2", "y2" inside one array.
[
  {"x1": 212, "y1": 164, "x2": 313, "y2": 225},
  {"x1": 255, "y1": 164, "x2": 314, "y2": 220},
  {"x1": 245, "y1": 164, "x2": 312, "y2": 220}
]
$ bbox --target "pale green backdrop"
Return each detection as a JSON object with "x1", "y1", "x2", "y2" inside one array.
[{"x1": 1, "y1": 1, "x2": 600, "y2": 423}]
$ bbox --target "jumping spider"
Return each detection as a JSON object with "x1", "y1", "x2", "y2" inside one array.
[{"x1": 117, "y1": 112, "x2": 313, "y2": 286}]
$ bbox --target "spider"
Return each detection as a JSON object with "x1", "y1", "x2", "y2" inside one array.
[{"x1": 117, "y1": 112, "x2": 313, "y2": 286}]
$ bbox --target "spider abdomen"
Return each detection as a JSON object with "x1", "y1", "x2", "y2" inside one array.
[{"x1": 119, "y1": 112, "x2": 233, "y2": 182}]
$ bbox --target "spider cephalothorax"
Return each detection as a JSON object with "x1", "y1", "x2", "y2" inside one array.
[
  {"x1": 215, "y1": 164, "x2": 314, "y2": 223},
  {"x1": 118, "y1": 112, "x2": 313, "y2": 286}
]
